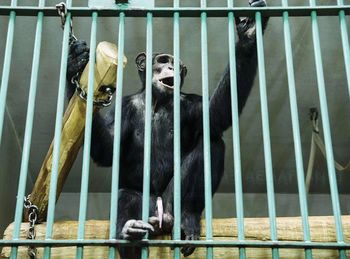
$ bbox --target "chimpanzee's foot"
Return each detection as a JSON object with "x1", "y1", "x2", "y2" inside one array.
[
  {"x1": 120, "y1": 219, "x2": 154, "y2": 240},
  {"x1": 249, "y1": 0, "x2": 266, "y2": 7},
  {"x1": 180, "y1": 233, "x2": 200, "y2": 257}
]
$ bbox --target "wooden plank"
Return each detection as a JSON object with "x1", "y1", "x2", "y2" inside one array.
[{"x1": 2, "y1": 216, "x2": 350, "y2": 258}]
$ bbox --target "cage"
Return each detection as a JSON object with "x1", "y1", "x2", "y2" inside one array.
[{"x1": 0, "y1": 0, "x2": 350, "y2": 258}]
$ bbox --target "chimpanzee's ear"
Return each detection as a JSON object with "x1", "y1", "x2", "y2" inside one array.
[
  {"x1": 135, "y1": 52, "x2": 146, "y2": 72},
  {"x1": 181, "y1": 65, "x2": 188, "y2": 79}
]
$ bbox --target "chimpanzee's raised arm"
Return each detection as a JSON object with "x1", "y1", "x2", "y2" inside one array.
[{"x1": 209, "y1": 0, "x2": 268, "y2": 138}]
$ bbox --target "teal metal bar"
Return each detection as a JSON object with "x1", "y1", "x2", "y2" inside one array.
[
  {"x1": 43, "y1": 1, "x2": 72, "y2": 258},
  {"x1": 108, "y1": 11, "x2": 125, "y2": 259},
  {"x1": 141, "y1": 12, "x2": 153, "y2": 259},
  {"x1": 173, "y1": 0, "x2": 181, "y2": 258},
  {"x1": 200, "y1": 1, "x2": 213, "y2": 258},
  {"x1": 0, "y1": 9, "x2": 15, "y2": 161},
  {"x1": 10, "y1": 1, "x2": 44, "y2": 259},
  {"x1": 281, "y1": 1, "x2": 312, "y2": 258},
  {"x1": 227, "y1": 0, "x2": 246, "y2": 258},
  {"x1": 75, "y1": 11, "x2": 98, "y2": 259},
  {"x1": 255, "y1": 11, "x2": 279, "y2": 259},
  {"x1": 2, "y1": 239, "x2": 350, "y2": 249},
  {"x1": 337, "y1": 0, "x2": 350, "y2": 98},
  {"x1": 309, "y1": 1, "x2": 346, "y2": 258},
  {"x1": 1, "y1": 6, "x2": 350, "y2": 18}
]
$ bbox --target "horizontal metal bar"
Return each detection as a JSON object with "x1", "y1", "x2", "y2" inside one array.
[
  {"x1": 1, "y1": 240, "x2": 350, "y2": 249},
  {"x1": 0, "y1": 6, "x2": 349, "y2": 17}
]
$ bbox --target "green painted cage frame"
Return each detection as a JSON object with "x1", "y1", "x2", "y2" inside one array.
[{"x1": 0, "y1": 0, "x2": 350, "y2": 259}]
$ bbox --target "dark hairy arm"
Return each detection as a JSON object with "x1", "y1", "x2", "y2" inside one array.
[{"x1": 209, "y1": 2, "x2": 269, "y2": 138}]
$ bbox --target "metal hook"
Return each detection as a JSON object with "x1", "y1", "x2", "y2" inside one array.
[{"x1": 56, "y1": 2, "x2": 67, "y2": 29}]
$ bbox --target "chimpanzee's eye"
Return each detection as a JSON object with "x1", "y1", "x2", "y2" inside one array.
[{"x1": 156, "y1": 55, "x2": 169, "y2": 64}]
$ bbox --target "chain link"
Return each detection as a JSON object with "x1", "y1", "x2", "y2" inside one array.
[
  {"x1": 24, "y1": 195, "x2": 38, "y2": 259},
  {"x1": 71, "y1": 73, "x2": 114, "y2": 107},
  {"x1": 56, "y1": 2, "x2": 77, "y2": 43}
]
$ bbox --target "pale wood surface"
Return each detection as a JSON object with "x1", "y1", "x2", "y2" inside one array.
[
  {"x1": 27, "y1": 42, "x2": 127, "y2": 222},
  {"x1": 2, "y1": 216, "x2": 350, "y2": 258}
]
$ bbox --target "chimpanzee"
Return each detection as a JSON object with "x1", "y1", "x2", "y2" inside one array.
[{"x1": 66, "y1": 0, "x2": 268, "y2": 257}]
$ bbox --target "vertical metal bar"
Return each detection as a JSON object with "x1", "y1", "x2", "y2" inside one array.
[
  {"x1": 173, "y1": 0, "x2": 181, "y2": 258},
  {"x1": 255, "y1": 11, "x2": 279, "y2": 259},
  {"x1": 75, "y1": 11, "x2": 98, "y2": 259},
  {"x1": 337, "y1": 0, "x2": 350, "y2": 98},
  {"x1": 0, "y1": 6, "x2": 16, "y2": 159},
  {"x1": 108, "y1": 11, "x2": 125, "y2": 259},
  {"x1": 281, "y1": 1, "x2": 312, "y2": 258},
  {"x1": 309, "y1": 1, "x2": 346, "y2": 258},
  {"x1": 200, "y1": 1, "x2": 213, "y2": 258},
  {"x1": 141, "y1": 12, "x2": 153, "y2": 259},
  {"x1": 10, "y1": 1, "x2": 44, "y2": 258},
  {"x1": 227, "y1": 0, "x2": 246, "y2": 258},
  {"x1": 43, "y1": 1, "x2": 72, "y2": 258}
]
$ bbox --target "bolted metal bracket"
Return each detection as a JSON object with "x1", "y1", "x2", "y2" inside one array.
[{"x1": 89, "y1": 0, "x2": 154, "y2": 9}]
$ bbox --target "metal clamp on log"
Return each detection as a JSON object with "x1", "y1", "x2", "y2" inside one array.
[{"x1": 71, "y1": 72, "x2": 115, "y2": 107}]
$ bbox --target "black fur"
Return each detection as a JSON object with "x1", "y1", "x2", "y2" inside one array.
[{"x1": 66, "y1": 1, "x2": 268, "y2": 257}]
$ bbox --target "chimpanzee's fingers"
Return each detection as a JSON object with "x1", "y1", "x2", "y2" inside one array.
[
  {"x1": 126, "y1": 228, "x2": 148, "y2": 237},
  {"x1": 69, "y1": 40, "x2": 89, "y2": 58},
  {"x1": 121, "y1": 219, "x2": 155, "y2": 240},
  {"x1": 67, "y1": 52, "x2": 90, "y2": 79},
  {"x1": 181, "y1": 245, "x2": 195, "y2": 257},
  {"x1": 235, "y1": 16, "x2": 241, "y2": 26},
  {"x1": 249, "y1": 0, "x2": 266, "y2": 7},
  {"x1": 132, "y1": 220, "x2": 155, "y2": 232},
  {"x1": 148, "y1": 216, "x2": 159, "y2": 226}
]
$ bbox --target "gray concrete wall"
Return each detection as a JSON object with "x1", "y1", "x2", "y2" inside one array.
[{"x1": 0, "y1": 110, "x2": 34, "y2": 236}]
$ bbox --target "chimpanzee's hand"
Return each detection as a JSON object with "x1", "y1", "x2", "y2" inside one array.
[
  {"x1": 67, "y1": 40, "x2": 90, "y2": 83},
  {"x1": 148, "y1": 213, "x2": 174, "y2": 236},
  {"x1": 249, "y1": 0, "x2": 266, "y2": 7},
  {"x1": 120, "y1": 219, "x2": 154, "y2": 240},
  {"x1": 235, "y1": 0, "x2": 267, "y2": 40}
]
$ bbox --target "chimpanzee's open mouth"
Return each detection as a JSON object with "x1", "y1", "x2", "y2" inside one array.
[{"x1": 159, "y1": 77, "x2": 174, "y2": 89}]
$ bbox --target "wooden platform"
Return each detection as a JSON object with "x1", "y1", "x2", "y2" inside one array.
[{"x1": 2, "y1": 216, "x2": 350, "y2": 258}]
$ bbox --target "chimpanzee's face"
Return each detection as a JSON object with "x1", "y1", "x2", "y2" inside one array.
[
  {"x1": 152, "y1": 54, "x2": 176, "y2": 93},
  {"x1": 135, "y1": 53, "x2": 187, "y2": 94}
]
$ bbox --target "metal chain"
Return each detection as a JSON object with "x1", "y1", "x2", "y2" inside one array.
[
  {"x1": 24, "y1": 195, "x2": 38, "y2": 259},
  {"x1": 56, "y1": 2, "x2": 77, "y2": 43},
  {"x1": 56, "y1": 3, "x2": 113, "y2": 107},
  {"x1": 71, "y1": 73, "x2": 114, "y2": 107}
]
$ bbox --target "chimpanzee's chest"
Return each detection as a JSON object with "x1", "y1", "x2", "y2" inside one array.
[
  {"x1": 129, "y1": 105, "x2": 175, "y2": 193},
  {"x1": 132, "y1": 106, "x2": 174, "y2": 149}
]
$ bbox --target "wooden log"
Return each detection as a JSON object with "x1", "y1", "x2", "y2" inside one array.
[
  {"x1": 2, "y1": 216, "x2": 350, "y2": 258},
  {"x1": 27, "y1": 42, "x2": 127, "y2": 222}
]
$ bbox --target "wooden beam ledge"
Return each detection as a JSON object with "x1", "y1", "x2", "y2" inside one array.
[{"x1": 2, "y1": 216, "x2": 350, "y2": 258}]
